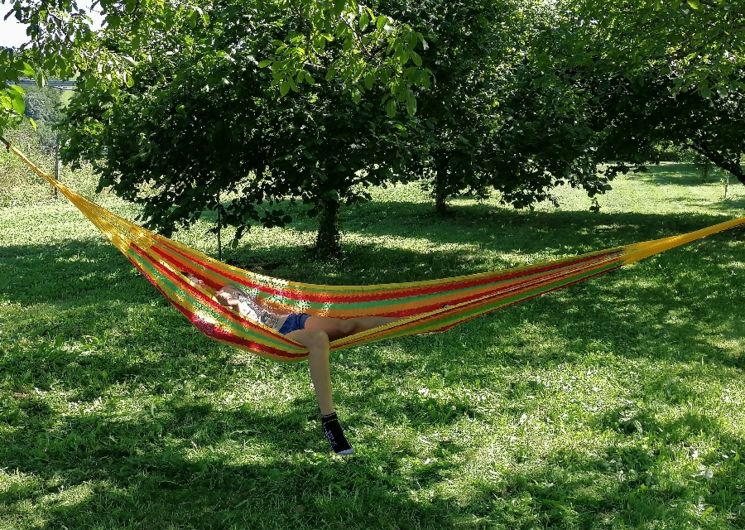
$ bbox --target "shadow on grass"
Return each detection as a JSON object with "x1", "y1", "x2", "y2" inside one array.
[
  {"x1": 3, "y1": 388, "x2": 743, "y2": 529},
  {"x1": 454, "y1": 422, "x2": 745, "y2": 528},
  {"x1": 2, "y1": 390, "x2": 743, "y2": 528},
  {"x1": 2, "y1": 203, "x2": 745, "y2": 528},
  {"x1": 226, "y1": 204, "x2": 745, "y2": 282},
  {"x1": 0, "y1": 239, "x2": 142, "y2": 307},
  {"x1": 634, "y1": 163, "x2": 713, "y2": 186},
  {"x1": 634, "y1": 163, "x2": 745, "y2": 187},
  {"x1": 707, "y1": 195, "x2": 745, "y2": 212}
]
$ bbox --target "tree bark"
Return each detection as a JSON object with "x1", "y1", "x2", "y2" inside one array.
[
  {"x1": 690, "y1": 142, "x2": 745, "y2": 185},
  {"x1": 315, "y1": 197, "x2": 342, "y2": 256},
  {"x1": 434, "y1": 157, "x2": 451, "y2": 215}
]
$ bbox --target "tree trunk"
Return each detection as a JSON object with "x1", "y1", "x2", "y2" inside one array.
[
  {"x1": 53, "y1": 140, "x2": 60, "y2": 199},
  {"x1": 723, "y1": 174, "x2": 730, "y2": 200},
  {"x1": 434, "y1": 158, "x2": 450, "y2": 215},
  {"x1": 216, "y1": 193, "x2": 222, "y2": 261},
  {"x1": 315, "y1": 197, "x2": 342, "y2": 256},
  {"x1": 690, "y1": 142, "x2": 745, "y2": 185}
]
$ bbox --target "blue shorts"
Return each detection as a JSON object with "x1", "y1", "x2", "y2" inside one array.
[{"x1": 278, "y1": 313, "x2": 311, "y2": 335}]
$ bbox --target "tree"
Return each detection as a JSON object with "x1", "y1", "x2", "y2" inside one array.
[
  {"x1": 546, "y1": 0, "x2": 745, "y2": 184},
  {"x1": 60, "y1": 0, "x2": 415, "y2": 256},
  {"x1": 23, "y1": 84, "x2": 63, "y2": 153},
  {"x1": 375, "y1": 0, "x2": 518, "y2": 214},
  {"x1": 1, "y1": 52, "x2": 34, "y2": 130},
  {"x1": 1, "y1": 0, "x2": 430, "y2": 135},
  {"x1": 1, "y1": 0, "x2": 121, "y2": 132},
  {"x1": 382, "y1": 0, "x2": 619, "y2": 214},
  {"x1": 471, "y1": 0, "x2": 614, "y2": 211}
]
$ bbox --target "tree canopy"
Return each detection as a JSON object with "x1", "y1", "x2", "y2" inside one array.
[
  {"x1": 1, "y1": 0, "x2": 430, "y2": 133},
  {"x1": 59, "y1": 0, "x2": 418, "y2": 255},
  {"x1": 538, "y1": 0, "x2": 745, "y2": 183},
  {"x1": 2, "y1": 0, "x2": 744, "y2": 255}
]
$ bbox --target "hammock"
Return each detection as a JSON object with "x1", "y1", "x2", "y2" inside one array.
[{"x1": 3, "y1": 137, "x2": 744, "y2": 361}]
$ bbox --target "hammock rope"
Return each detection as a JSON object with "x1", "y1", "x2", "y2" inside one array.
[{"x1": 3, "y1": 136, "x2": 744, "y2": 361}]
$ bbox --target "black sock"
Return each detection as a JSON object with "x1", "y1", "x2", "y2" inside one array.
[{"x1": 321, "y1": 412, "x2": 354, "y2": 455}]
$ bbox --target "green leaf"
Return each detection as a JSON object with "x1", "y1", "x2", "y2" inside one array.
[
  {"x1": 385, "y1": 98, "x2": 396, "y2": 118},
  {"x1": 359, "y1": 12, "x2": 369, "y2": 30},
  {"x1": 107, "y1": 14, "x2": 121, "y2": 29},
  {"x1": 405, "y1": 90, "x2": 417, "y2": 115},
  {"x1": 258, "y1": 59, "x2": 273, "y2": 68},
  {"x1": 188, "y1": 10, "x2": 198, "y2": 27},
  {"x1": 21, "y1": 62, "x2": 35, "y2": 77},
  {"x1": 280, "y1": 80, "x2": 290, "y2": 96},
  {"x1": 420, "y1": 71, "x2": 432, "y2": 89},
  {"x1": 11, "y1": 94, "x2": 25, "y2": 115},
  {"x1": 699, "y1": 80, "x2": 712, "y2": 98},
  {"x1": 687, "y1": 0, "x2": 700, "y2": 9},
  {"x1": 396, "y1": 47, "x2": 410, "y2": 65},
  {"x1": 376, "y1": 15, "x2": 387, "y2": 30},
  {"x1": 29, "y1": 117, "x2": 37, "y2": 130}
]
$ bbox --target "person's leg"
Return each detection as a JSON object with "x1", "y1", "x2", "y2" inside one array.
[
  {"x1": 286, "y1": 329, "x2": 333, "y2": 415},
  {"x1": 304, "y1": 315, "x2": 398, "y2": 341},
  {"x1": 285, "y1": 328, "x2": 354, "y2": 454}
]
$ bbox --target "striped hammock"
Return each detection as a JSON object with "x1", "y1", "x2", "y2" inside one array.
[{"x1": 4, "y1": 137, "x2": 744, "y2": 362}]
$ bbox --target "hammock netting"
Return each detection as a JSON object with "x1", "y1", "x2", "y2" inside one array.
[{"x1": 4, "y1": 137, "x2": 744, "y2": 361}]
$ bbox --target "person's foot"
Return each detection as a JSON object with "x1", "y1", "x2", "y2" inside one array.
[{"x1": 321, "y1": 412, "x2": 354, "y2": 455}]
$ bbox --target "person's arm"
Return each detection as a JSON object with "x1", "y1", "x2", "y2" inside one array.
[{"x1": 216, "y1": 290, "x2": 241, "y2": 311}]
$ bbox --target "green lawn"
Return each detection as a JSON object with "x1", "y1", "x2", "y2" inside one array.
[{"x1": 1, "y1": 152, "x2": 745, "y2": 529}]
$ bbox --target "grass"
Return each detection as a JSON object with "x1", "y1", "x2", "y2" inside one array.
[{"x1": 1, "y1": 149, "x2": 745, "y2": 529}]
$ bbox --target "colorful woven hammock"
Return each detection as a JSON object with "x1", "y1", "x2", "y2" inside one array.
[{"x1": 4, "y1": 137, "x2": 744, "y2": 362}]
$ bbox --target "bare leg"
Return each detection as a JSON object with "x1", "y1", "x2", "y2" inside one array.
[
  {"x1": 305, "y1": 315, "x2": 399, "y2": 341},
  {"x1": 285, "y1": 329, "x2": 334, "y2": 415},
  {"x1": 285, "y1": 315, "x2": 398, "y2": 410},
  {"x1": 285, "y1": 327, "x2": 354, "y2": 454},
  {"x1": 347, "y1": 316, "x2": 399, "y2": 331}
]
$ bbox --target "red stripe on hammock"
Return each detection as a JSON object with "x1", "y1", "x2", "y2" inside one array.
[
  {"x1": 384, "y1": 254, "x2": 621, "y2": 318},
  {"x1": 424, "y1": 263, "x2": 624, "y2": 333},
  {"x1": 129, "y1": 245, "x2": 304, "y2": 352},
  {"x1": 151, "y1": 237, "x2": 619, "y2": 319},
  {"x1": 333, "y1": 263, "x2": 623, "y2": 350},
  {"x1": 154, "y1": 237, "x2": 621, "y2": 304},
  {"x1": 127, "y1": 253, "x2": 305, "y2": 360}
]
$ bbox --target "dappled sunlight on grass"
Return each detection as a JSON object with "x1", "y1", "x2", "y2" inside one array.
[{"x1": 2, "y1": 160, "x2": 745, "y2": 528}]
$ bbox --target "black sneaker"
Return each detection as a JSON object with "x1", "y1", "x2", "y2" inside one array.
[{"x1": 321, "y1": 412, "x2": 355, "y2": 455}]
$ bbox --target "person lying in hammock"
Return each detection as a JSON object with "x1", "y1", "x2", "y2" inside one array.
[{"x1": 184, "y1": 273, "x2": 397, "y2": 455}]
